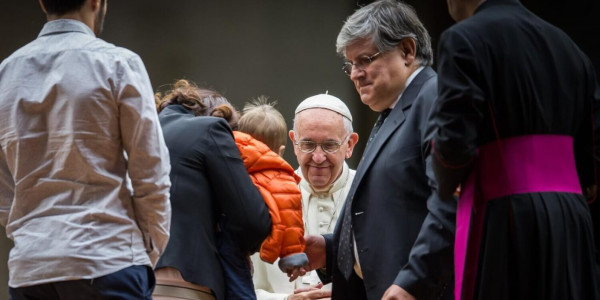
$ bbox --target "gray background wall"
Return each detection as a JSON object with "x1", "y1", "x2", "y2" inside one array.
[{"x1": 0, "y1": 0, "x2": 597, "y2": 298}]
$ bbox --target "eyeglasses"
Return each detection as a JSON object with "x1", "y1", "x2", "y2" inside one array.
[
  {"x1": 342, "y1": 51, "x2": 382, "y2": 76},
  {"x1": 294, "y1": 134, "x2": 350, "y2": 154}
]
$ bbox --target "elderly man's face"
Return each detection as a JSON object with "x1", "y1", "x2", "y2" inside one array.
[
  {"x1": 346, "y1": 38, "x2": 412, "y2": 112},
  {"x1": 290, "y1": 109, "x2": 357, "y2": 190}
]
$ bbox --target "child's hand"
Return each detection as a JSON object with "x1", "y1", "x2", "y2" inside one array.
[{"x1": 278, "y1": 252, "x2": 309, "y2": 273}]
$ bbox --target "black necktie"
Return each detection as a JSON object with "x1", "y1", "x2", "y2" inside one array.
[
  {"x1": 337, "y1": 108, "x2": 391, "y2": 280},
  {"x1": 366, "y1": 108, "x2": 392, "y2": 147}
]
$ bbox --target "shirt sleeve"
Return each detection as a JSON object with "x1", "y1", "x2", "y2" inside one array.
[
  {"x1": 116, "y1": 54, "x2": 171, "y2": 266},
  {"x1": 0, "y1": 145, "x2": 14, "y2": 227}
]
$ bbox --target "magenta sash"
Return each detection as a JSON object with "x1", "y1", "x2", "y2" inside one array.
[{"x1": 454, "y1": 134, "x2": 582, "y2": 300}]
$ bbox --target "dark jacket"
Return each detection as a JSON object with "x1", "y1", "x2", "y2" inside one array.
[
  {"x1": 322, "y1": 67, "x2": 456, "y2": 300},
  {"x1": 431, "y1": 0, "x2": 600, "y2": 298},
  {"x1": 156, "y1": 105, "x2": 271, "y2": 300}
]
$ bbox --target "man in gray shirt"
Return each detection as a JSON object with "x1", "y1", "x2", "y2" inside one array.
[{"x1": 0, "y1": 0, "x2": 171, "y2": 299}]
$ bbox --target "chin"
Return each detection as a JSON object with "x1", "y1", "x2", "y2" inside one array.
[
  {"x1": 360, "y1": 96, "x2": 374, "y2": 108},
  {"x1": 308, "y1": 178, "x2": 330, "y2": 189}
]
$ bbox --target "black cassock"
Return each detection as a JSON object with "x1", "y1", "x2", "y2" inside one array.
[{"x1": 431, "y1": 0, "x2": 600, "y2": 299}]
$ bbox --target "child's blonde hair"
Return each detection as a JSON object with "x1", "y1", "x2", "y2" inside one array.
[{"x1": 237, "y1": 96, "x2": 287, "y2": 153}]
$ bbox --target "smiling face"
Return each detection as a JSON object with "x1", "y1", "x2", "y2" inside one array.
[
  {"x1": 290, "y1": 108, "x2": 357, "y2": 190},
  {"x1": 345, "y1": 38, "x2": 413, "y2": 112}
]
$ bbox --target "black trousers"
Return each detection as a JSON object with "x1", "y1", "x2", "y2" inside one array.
[{"x1": 9, "y1": 265, "x2": 155, "y2": 300}]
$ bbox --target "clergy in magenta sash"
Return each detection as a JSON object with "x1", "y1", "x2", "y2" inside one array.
[{"x1": 430, "y1": 0, "x2": 600, "y2": 299}]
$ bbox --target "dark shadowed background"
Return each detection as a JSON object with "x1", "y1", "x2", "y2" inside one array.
[{"x1": 0, "y1": 0, "x2": 597, "y2": 297}]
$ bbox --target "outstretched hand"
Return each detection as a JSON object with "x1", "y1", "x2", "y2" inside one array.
[
  {"x1": 286, "y1": 283, "x2": 331, "y2": 300},
  {"x1": 287, "y1": 235, "x2": 327, "y2": 281}
]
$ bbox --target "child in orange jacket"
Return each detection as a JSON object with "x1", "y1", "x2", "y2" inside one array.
[{"x1": 213, "y1": 97, "x2": 307, "y2": 299}]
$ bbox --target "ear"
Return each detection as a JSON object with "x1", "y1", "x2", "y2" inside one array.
[
  {"x1": 289, "y1": 130, "x2": 300, "y2": 156},
  {"x1": 398, "y1": 38, "x2": 417, "y2": 66},
  {"x1": 345, "y1": 132, "x2": 359, "y2": 159},
  {"x1": 90, "y1": 0, "x2": 101, "y2": 12},
  {"x1": 278, "y1": 145, "x2": 286, "y2": 157}
]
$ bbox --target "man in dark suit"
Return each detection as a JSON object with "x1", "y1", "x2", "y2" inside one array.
[
  {"x1": 430, "y1": 0, "x2": 600, "y2": 299},
  {"x1": 300, "y1": 1, "x2": 456, "y2": 299}
]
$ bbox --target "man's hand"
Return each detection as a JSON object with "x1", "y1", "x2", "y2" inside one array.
[
  {"x1": 381, "y1": 284, "x2": 416, "y2": 300},
  {"x1": 287, "y1": 283, "x2": 331, "y2": 300},
  {"x1": 294, "y1": 283, "x2": 324, "y2": 294},
  {"x1": 287, "y1": 235, "x2": 326, "y2": 281},
  {"x1": 304, "y1": 235, "x2": 326, "y2": 271}
]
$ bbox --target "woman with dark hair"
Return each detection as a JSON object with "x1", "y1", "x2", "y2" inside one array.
[{"x1": 154, "y1": 79, "x2": 271, "y2": 300}]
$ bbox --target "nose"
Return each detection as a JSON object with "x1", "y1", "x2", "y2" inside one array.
[
  {"x1": 350, "y1": 66, "x2": 365, "y2": 80},
  {"x1": 311, "y1": 147, "x2": 327, "y2": 164}
]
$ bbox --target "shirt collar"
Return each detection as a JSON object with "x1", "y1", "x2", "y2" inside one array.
[
  {"x1": 389, "y1": 66, "x2": 425, "y2": 109},
  {"x1": 39, "y1": 19, "x2": 95, "y2": 38}
]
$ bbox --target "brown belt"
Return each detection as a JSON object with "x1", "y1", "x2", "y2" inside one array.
[{"x1": 153, "y1": 284, "x2": 215, "y2": 300}]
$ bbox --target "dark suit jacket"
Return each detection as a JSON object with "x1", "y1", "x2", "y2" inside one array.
[
  {"x1": 431, "y1": 0, "x2": 600, "y2": 253},
  {"x1": 156, "y1": 105, "x2": 271, "y2": 300},
  {"x1": 431, "y1": 1, "x2": 600, "y2": 298},
  {"x1": 321, "y1": 67, "x2": 455, "y2": 300}
]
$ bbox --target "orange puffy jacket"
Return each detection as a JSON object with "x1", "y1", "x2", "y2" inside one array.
[{"x1": 233, "y1": 131, "x2": 306, "y2": 264}]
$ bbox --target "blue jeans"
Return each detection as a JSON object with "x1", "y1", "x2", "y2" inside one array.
[{"x1": 9, "y1": 265, "x2": 155, "y2": 300}]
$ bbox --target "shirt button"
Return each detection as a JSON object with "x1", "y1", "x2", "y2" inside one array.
[{"x1": 319, "y1": 207, "x2": 324, "y2": 212}]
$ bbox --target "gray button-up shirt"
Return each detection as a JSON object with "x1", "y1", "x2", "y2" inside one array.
[{"x1": 0, "y1": 19, "x2": 171, "y2": 287}]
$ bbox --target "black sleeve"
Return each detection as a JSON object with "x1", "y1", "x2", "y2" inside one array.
[
  {"x1": 316, "y1": 233, "x2": 334, "y2": 285},
  {"x1": 394, "y1": 76, "x2": 457, "y2": 300},
  {"x1": 394, "y1": 155, "x2": 456, "y2": 299},
  {"x1": 574, "y1": 53, "x2": 600, "y2": 255},
  {"x1": 205, "y1": 119, "x2": 271, "y2": 253},
  {"x1": 432, "y1": 28, "x2": 486, "y2": 200}
]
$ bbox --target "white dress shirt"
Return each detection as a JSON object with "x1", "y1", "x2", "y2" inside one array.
[
  {"x1": 252, "y1": 162, "x2": 355, "y2": 300},
  {"x1": 0, "y1": 19, "x2": 171, "y2": 288}
]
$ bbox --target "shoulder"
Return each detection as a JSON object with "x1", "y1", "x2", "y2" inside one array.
[
  {"x1": 77, "y1": 38, "x2": 148, "y2": 74},
  {"x1": 411, "y1": 67, "x2": 438, "y2": 106},
  {"x1": 234, "y1": 131, "x2": 270, "y2": 154},
  {"x1": 440, "y1": 23, "x2": 477, "y2": 53},
  {"x1": 163, "y1": 112, "x2": 232, "y2": 138},
  {"x1": 200, "y1": 117, "x2": 234, "y2": 139},
  {"x1": 86, "y1": 37, "x2": 139, "y2": 60},
  {"x1": 234, "y1": 131, "x2": 273, "y2": 166}
]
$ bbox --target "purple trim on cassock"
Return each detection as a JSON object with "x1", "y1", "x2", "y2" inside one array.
[{"x1": 454, "y1": 135, "x2": 582, "y2": 300}]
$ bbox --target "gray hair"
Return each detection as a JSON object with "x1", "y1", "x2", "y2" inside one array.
[
  {"x1": 336, "y1": 0, "x2": 433, "y2": 66},
  {"x1": 293, "y1": 112, "x2": 353, "y2": 138}
]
